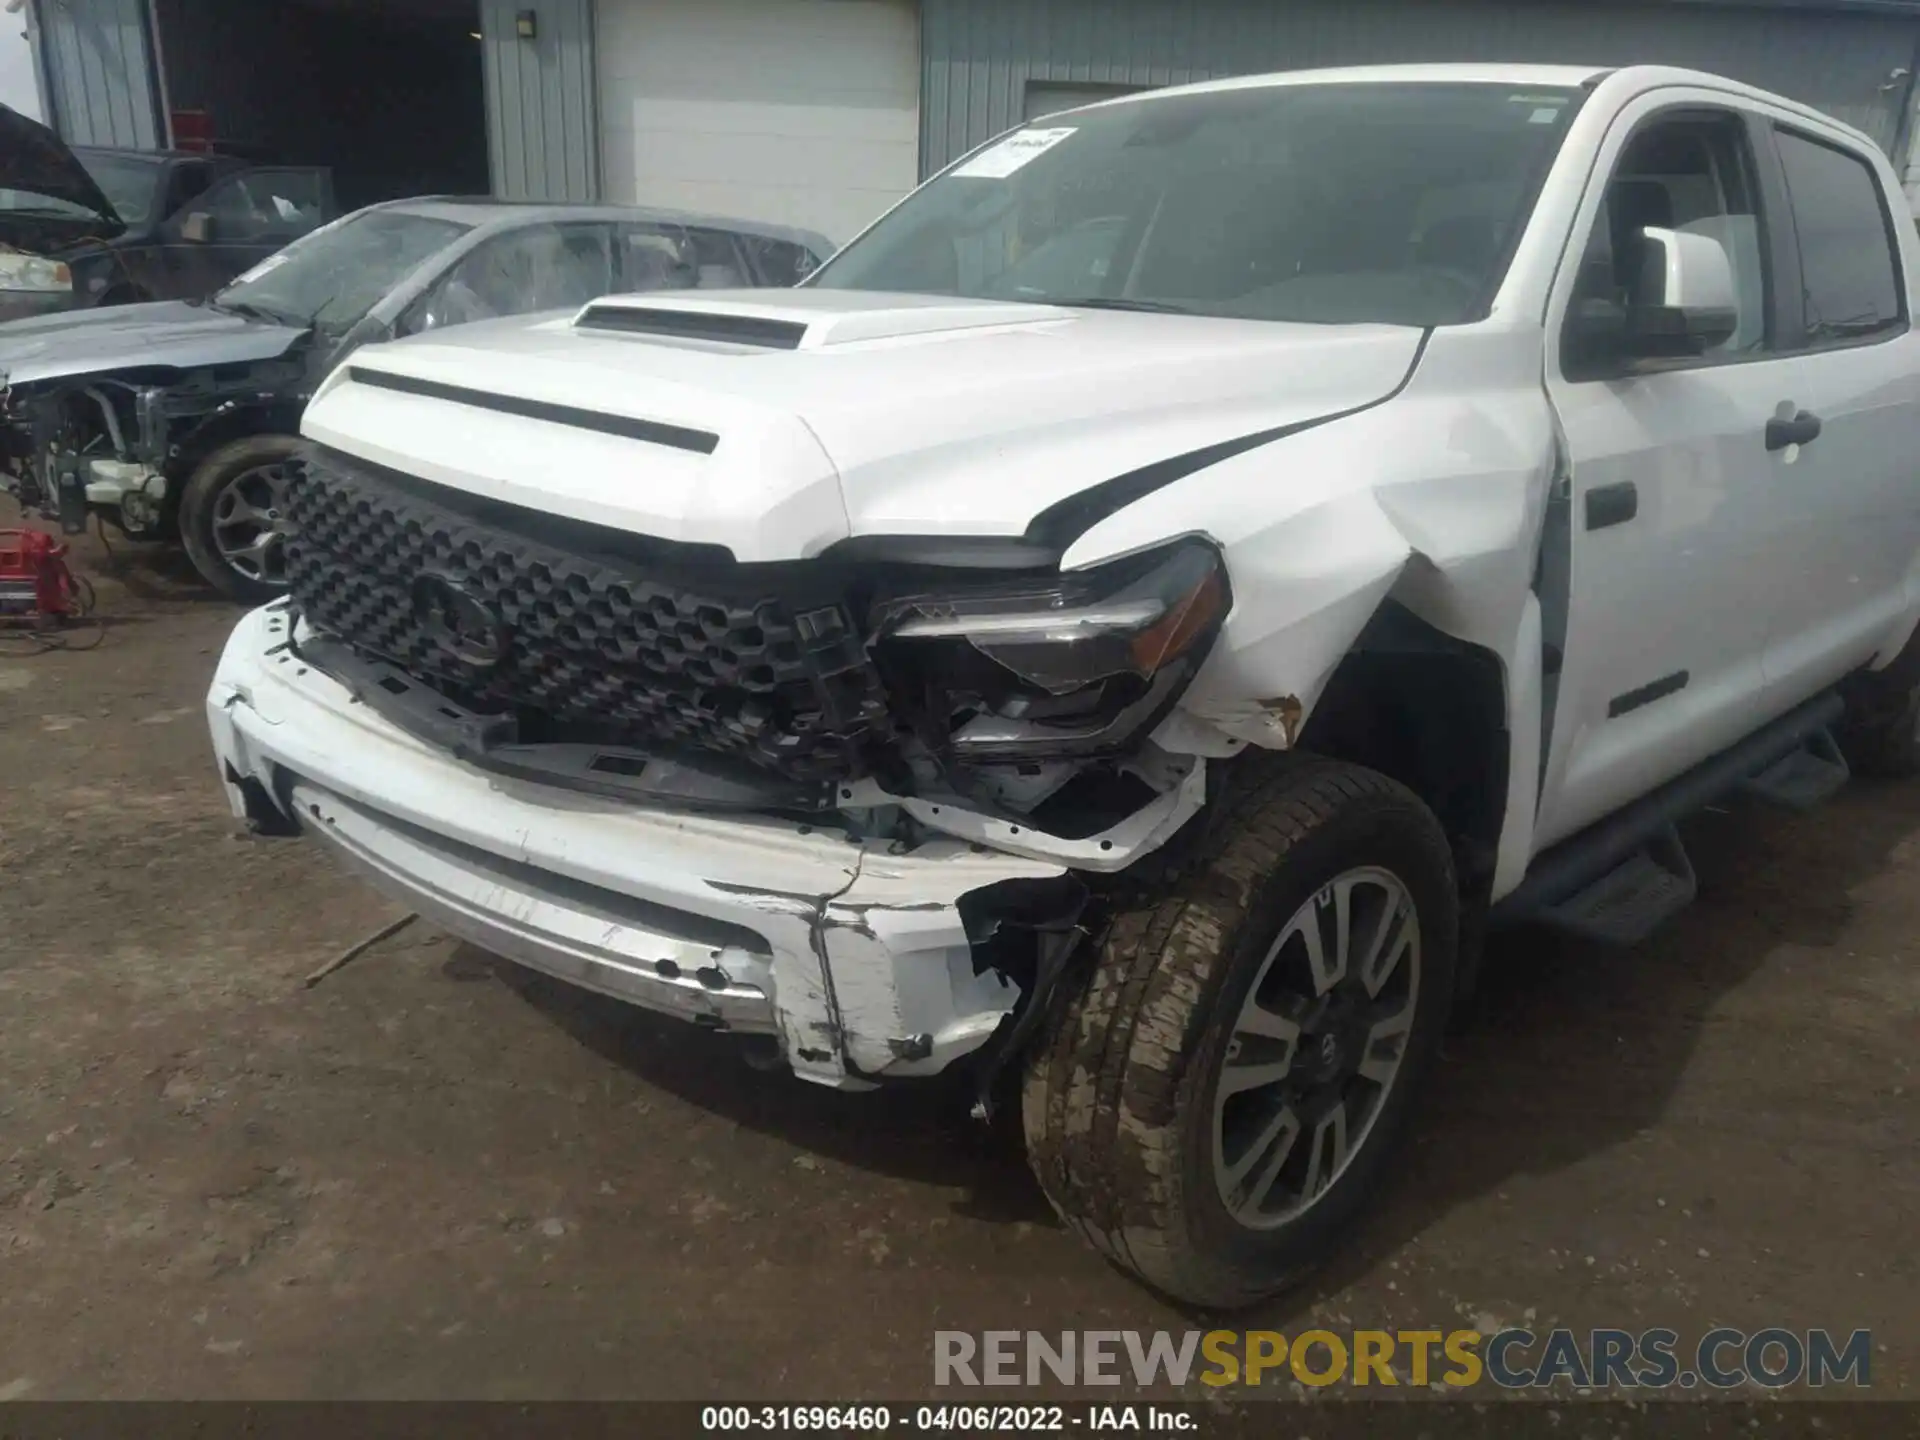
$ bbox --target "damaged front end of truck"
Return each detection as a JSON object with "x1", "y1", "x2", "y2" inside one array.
[{"x1": 215, "y1": 432, "x2": 1246, "y2": 1095}]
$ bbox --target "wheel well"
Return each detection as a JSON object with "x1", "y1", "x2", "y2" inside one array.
[
  {"x1": 1295, "y1": 601, "x2": 1509, "y2": 887},
  {"x1": 160, "y1": 405, "x2": 304, "y2": 522}
]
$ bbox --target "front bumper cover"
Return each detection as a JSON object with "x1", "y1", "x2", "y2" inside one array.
[{"x1": 207, "y1": 603, "x2": 1069, "y2": 1087}]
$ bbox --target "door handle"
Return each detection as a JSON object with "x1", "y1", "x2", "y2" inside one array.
[{"x1": 1765, "y1": 408, "x2": 1823, "y2": 452}]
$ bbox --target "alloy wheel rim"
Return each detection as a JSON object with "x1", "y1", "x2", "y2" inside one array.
[
  {"x1": 210, "y1": 461, "x2": 292, "y2": 584},
  {"x1": 1210, "y1": 865, "x2": 1421, "y2": 1230}
]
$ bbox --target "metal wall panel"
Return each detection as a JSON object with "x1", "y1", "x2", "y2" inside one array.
[
  {"x1": 480, "y1": 0, "x2": 599, "y2": 200},
  {"x1": 33, "y1": 0, "x2": 162, "y2": 148},
  {"x1": 921, "y1": 0, "x2": 1920, "y2": 174}
]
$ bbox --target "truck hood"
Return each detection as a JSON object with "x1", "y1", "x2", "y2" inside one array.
[
  {"x1": 0, "y1": 299, "x2": 308, "y2": 389},
  {"x1": 0, "y1": 105, "x2": 124, "y2": 245},
  {"x1": 304, "y1": 290, "x2": 1426, "y2": 562}
]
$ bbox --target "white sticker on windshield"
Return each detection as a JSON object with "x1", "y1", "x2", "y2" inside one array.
[
  {"x1": 233, "y1": 253, "x2": 289, "y2": 285},
  {"x1": 1528, "y1": 107, "x2": 1562, "y2": 124},
  {"x1": 953, "y1": 127, "x2": 1078, "y2": 179}
]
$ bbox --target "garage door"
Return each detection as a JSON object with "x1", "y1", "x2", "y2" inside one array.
[{"x1": 597, "y1": 0, "x2": 919, "y2": 249}]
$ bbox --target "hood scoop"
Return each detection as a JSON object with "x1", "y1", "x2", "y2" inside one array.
[
  {"x1": 573, "y1": 305, "x2": 809, "y2": 350},
  {"x1": 571, "y1": 293, "x2": 1066, "y2": 352}
]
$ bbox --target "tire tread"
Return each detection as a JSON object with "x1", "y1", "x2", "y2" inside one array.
[{"x1": 1023, "y1": 755, "x2": 1455, "y2": 1307}]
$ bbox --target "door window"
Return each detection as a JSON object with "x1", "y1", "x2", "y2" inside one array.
[
  {"x1": 194, "y1": 169, "x2": 331, "y2": 242},
  {"x1": 163, "y1": 161, "x2": 216, "y2": 218},
  {"x1": 736, "y1": 233, "x2": 822, "y2": 286},
  {"x1": 1773, "y1": 129, "x2": 1904, "y2": 347},
  {"x1": 411, "y1": 223, "x2": 614, "y2": 331},
  {"x1": 612, "y1": 224, "x2": 756, "y2": 293},
  {"x1": 1562, "y1": 112, "x2": 1772, "y2": 375}
]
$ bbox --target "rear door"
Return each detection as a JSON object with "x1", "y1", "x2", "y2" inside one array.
[
  {"x1": 1755, "y1": 123, "x2": 1920, "y2": 701},
  {"x1": 1535, "y1": 93, "x2": 1814, "y2": 850}
]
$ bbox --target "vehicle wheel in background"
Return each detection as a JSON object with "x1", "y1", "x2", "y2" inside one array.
[
  {"x1": 1022, "y1": 758, "x2": 1459, "y2": 1309},
  {"x1": 179, "y1": 434, "x2": 300, "y2": 603}
]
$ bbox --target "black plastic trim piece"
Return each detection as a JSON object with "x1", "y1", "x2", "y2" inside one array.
[
  {"x1": 346, "y1": 367, "x2": 720, "y2": 455},
  {"x1": 1495, "y1": 690, "x2": 1844, "y2": 924},
  {"x1": 574, "y1": 305, "x2": 808, "y2": 350},
  {"x1": 1584, "y1": 480, "x2": 1638, "y2": 530},
  {"x1": 1022, "y1": 328, "x2": 1432, "y2": 549},
  {"x1": 1608, "y1": 670, "x2": 1690, "y2": 718},
  {"x1": 295, "y1": 633, "x2": 835, "y2": 813}
]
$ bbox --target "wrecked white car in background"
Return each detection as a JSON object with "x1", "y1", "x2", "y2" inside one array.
[{"x1": 208, "y1": 64, "x2": 1920, "y2": 1306}]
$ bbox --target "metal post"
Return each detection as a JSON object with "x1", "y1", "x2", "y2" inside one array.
[
  {"x1": 143, "y1": 0, "x2": 173, "y2": 148},
  {"x1": 23, "y1": 0, "x2": 58, "y2": 133}
]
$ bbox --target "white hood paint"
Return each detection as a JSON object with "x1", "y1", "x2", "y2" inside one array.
[{"x1": 303, "y1": 290, "x2": 1424, "y2": 562}]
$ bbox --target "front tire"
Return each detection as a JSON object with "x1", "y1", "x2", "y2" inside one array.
[
  {"x1": 178, "y1": 434, "x2": 300, "y2": 603},
  {"x1": 1022, "y1": 758, "x2": 1457, "y2": 1308}
]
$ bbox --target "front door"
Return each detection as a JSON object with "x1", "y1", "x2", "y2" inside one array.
[
  {"x1": 160, "y1": 167, "x2": 336, "y2": 299},
  {"x1": 1534, "y1": 94, "x2": 1811, "y2": 851}
]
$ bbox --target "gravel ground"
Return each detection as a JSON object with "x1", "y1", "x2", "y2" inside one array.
[{"x1": 0, "y1": 525, "x2": 1914, "y2": 1410}]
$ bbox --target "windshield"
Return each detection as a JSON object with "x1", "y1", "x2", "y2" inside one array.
[
  {"x1": 813, "y1": 82, "x2": 1582, "y2": 327},
  {"x1": 213, "y1": 208, "x2": 469, "y2": 331},
  {"x1": 0, "y1": 152, "x2": 159, "y2": 224}
]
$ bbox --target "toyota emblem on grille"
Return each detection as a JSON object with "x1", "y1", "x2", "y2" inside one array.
[{"x1": 411, "y1": 573, "x2": 510, "y2": 670}]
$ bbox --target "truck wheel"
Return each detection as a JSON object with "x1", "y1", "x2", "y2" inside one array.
[
  {"x1": 1022, "y1": 759, "x2": 1458, "y2": 1308},
  {"x1": 1838, "y1": 680, "x2": 1920, "y2": 779},
  {"x1": 179, "y1": 435, "x2": 299, "y2": 603}
]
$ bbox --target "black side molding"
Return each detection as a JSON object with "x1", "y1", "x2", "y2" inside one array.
[
  {"x1": 1608, "y1": 670, "x2": 1689, "y2": 718},
  {"x1": 346, "y1": 367, "x2": 720, "y2": 455},
  {"x1": 1584, "y1": 480, "x2": 1637, "y2": 530}
]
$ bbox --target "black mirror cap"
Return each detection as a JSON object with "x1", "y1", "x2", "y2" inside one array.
[{"x1": 1563, "y1": 298, "x2": 1737, "y2": 380}]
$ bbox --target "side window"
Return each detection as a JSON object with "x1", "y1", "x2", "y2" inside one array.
[
  {"x1": 1773, "y1": 129, "x2": 1904, "y2": 345},
  {"x1": 737, "y1": 234, "x2": 821, "y2": 287},
  {"x1": 163, "y1": 161, "x2": 214, "y2": 218},
  {"x1": 1562, "y1": 112, "x2": 1770, "y2": 375},
  {"x1": 410, "y1": 224, "x2": 613, "y2": 333},
  {"x1": 611, "y1": 224, "x2": 754, "y2": 292},
  {"x1": 193, "y1": 169, "x2": 331, "y2": 242},
  {"x1": 615, "y1": 224, "x2": 697, "y2": 293},
  {"x1": 687, "y1": 228, "x2": 750, "y2": 287}
]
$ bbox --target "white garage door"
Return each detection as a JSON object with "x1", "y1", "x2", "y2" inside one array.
[{"x1": 598, "y1": 0, "x2": 919, "y2": 250}]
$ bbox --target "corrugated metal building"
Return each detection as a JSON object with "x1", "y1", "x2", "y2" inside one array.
[{"x1": 26, "y1": 0, "x2": 1920, "y2": 242}]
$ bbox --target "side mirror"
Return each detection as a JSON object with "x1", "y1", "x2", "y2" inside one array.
[
  {"x1": 180, "y1": 212, "x2": 216, "y2": 244},
  {"x1": 1626, "y1": 226, "x2": 1739, "y2": 354},
  {"x1": 1563, "y1": 225, "x2": 1741, "y2": 378}
]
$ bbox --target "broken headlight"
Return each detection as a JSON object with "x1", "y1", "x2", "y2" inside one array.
[{"x1": 877, "y1": 539, "x2": 1228, "y2": 762}]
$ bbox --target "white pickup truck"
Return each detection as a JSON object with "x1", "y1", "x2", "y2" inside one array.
[{"x1": 207, "y1": 63, "x2": 1920, "y2": 1306}]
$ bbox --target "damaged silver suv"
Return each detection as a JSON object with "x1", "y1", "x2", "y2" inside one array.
[{"x1": 209, "y1": 65, "x2": 1920, "y2": 1305}]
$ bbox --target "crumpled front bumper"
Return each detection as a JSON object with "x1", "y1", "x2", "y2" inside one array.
[{"x1": 206, "y1": 604, "x2": 1068, "y2": 1087}]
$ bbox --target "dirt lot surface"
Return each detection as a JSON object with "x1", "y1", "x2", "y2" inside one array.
[{"x1": 1, "y1": 527, "x2": 1916, "y2": 1408}]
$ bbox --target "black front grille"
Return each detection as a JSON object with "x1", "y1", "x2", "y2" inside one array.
[{"x1": 285, "y1": 450, "x2": 891, "y2": 786}]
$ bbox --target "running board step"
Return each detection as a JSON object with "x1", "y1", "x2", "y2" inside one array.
[
  {"x1": 1537, "y1": 824, "x2": 1697, "y2": 946},
  {"x1": 1738, "y1": 727, "x2": 1850, "y2": 811}
]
